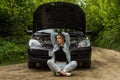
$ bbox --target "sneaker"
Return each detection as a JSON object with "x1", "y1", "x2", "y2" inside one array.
[
  {"x1": 55, "y1": 72, "x2": 60, "y2": 76},
  {"x1": 65, "y1": 72, "x2": 71, "y2": 77}
]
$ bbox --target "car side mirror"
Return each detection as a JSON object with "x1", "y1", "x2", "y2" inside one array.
[
  {"x1": 27, "y1": 30, "x2": 33, "y2": 35},
  {"x1": 86, "y1": 30, "x2": 92, "y2": 35}
]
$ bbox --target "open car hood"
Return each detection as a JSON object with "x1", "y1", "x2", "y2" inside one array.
[{"x1": 33, "y1": 2, "x2": 86, "y2": 33}]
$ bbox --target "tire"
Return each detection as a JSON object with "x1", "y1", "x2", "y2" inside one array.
[
  {"x1": 28, "y1": 61, "x2": 36, "y2": 69},
  {"x1": 82, "y1": 61, "x2": 91, "y2": 69}
]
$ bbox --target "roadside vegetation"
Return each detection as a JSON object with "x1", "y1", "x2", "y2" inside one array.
[{"x1": 0, "y1": 0, "x2": 120, "y2": 65}]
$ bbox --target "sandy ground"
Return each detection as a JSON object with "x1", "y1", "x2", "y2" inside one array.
[{"x1": 0, "y1": 47, "x2": 120, "y2": 80}]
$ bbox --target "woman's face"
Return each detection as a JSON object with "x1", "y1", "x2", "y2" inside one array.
[{"x1": 56, "y1": 35, "x2": 64, "y2": 46}]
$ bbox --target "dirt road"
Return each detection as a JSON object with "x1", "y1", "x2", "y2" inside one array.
[{"x1": 0, "y1": 47, "x2": 120, "y2": 80}]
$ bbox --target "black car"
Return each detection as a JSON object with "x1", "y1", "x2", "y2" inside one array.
[{"x1": 28, "y1": 2, "x2": 92, "y2": 69}]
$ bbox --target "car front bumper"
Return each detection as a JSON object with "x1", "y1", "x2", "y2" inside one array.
[
  {"x1": 71, "y1": 47, "x2": 92, "y2": 63},
  {"x1": 28, "y1": 47, "x2": 91, "y2": 63}
]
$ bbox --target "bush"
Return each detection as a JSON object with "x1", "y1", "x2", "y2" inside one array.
[
  {"x1": 82, "y1": 0, "x2": 120, "y2": 51},
  {"x1": 0, "y1": 38, "x2": 27, "y2": 65}
]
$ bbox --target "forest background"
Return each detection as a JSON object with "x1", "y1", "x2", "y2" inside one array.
[{"x1": 0, "y1": 0, "x2": 120, "y2": 65}]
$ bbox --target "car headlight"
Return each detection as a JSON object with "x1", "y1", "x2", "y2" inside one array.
[
  {"x1": 29, "y1": 39, "x2": 42, "y2": 48},
  {"x1": 77, "y1": 38, "x2": 90, "y2": 48}
]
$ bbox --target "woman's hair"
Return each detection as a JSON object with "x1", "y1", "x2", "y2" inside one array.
[{"x1": 55, "y1": 33, "x2": 65, "y2": 42}]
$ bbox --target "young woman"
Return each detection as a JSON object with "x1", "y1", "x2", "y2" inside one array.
[{"x1": 47, "y1": 32, "x2": 78, "y2": 76}]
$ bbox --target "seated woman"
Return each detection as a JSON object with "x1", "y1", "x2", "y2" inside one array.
[{"x1": 47, "y1": 32, "x2": 78, "y2": 76}]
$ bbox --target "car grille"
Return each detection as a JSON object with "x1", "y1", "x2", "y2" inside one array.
[
  {"x1": 71, "y1": 49, "x2": 91, "y2": 60},
  {"x1": 29, "y1": 50, "x2": 51, "y2": 59}
]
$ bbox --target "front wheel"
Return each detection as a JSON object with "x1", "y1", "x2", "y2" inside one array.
[
  {"x1": 82, "y1": 61, "x2": 91, "y2": 69},
  {"x1": 28, "y1": 61, "x2": 36, "y2": 69}
]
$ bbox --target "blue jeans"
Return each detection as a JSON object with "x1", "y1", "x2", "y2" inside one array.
[{"x1": 47, "y1": 60, "x2": 78, "y2": 73}]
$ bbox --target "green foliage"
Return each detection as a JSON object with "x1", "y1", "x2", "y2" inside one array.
[
  {"x1": 82, "y1": 0, "x2": 120, "y2": 51},
  {"x1": 0, "y1": 38, "x2": 27, "y2": 65},
  {"x1": 0, "y1": 0, "x2": 36, "y2": 38},
  {"x1": 40, "y1": 0, "x2": 76, "y2": 3}
]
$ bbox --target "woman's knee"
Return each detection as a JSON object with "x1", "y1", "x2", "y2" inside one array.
[
  {"x1": 47, "y1": 59, "x2": 54, "y2": 65},
  {"x1": 70, "y1": 61, "x2": 78, "y2": 66}
]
